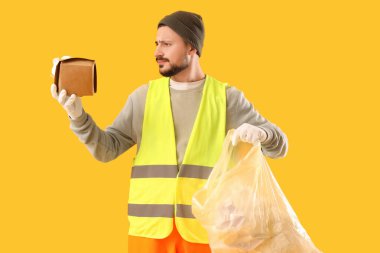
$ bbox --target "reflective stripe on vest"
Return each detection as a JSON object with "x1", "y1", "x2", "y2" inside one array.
[
  {"x1": 131, "y1": 164, "x2": 213, "y2": 179},
  {"x1": 128, "y1": 75, "x2": 227, "y2": 243}
]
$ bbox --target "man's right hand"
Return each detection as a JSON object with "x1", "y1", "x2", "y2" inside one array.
[
  {"x1": 51, "y1": 84, "x2": 83, "y2": 120},
  {"x1": 51, "y1": 56, "x2": 84, "y2": 120}
]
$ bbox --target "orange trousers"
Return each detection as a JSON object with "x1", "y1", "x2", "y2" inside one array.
[{"x1": 128, "y1": 220, "x2": 212, "y2": 253}]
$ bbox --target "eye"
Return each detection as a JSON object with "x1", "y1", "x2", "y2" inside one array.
[{"x1": 155, "y1": 42, "x2": 171, "y2": 47}]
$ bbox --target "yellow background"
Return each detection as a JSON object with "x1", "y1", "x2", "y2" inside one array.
[{"x1": 1, "y1": 0, "x2": 379, "y2": 252}]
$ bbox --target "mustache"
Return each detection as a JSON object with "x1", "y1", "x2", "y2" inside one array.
[{"x1": 156, "y1": 57, "x2": 169, "y2": 62}]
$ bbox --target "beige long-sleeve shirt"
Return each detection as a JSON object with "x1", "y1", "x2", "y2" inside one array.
[{"x1": 69, "y1": 76, "x2": 288, "y2": 164}]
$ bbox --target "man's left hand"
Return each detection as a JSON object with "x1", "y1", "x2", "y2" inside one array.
[{"x1": 231, "y1": 123, "x2": 268, "y2": 146}]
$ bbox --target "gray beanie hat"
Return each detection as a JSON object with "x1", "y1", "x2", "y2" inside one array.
[{"x1": 158, "y1": 10, "x2": 205, "y2": 57}]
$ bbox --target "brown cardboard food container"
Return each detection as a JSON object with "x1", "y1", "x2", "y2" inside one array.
[{"x1": 54, "y1": 57, "x2": 97, "y2": 97}]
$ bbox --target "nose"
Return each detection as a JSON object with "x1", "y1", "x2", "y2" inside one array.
[{"x1": 154, "y1": 45, "x2": 163, "y2": 59}]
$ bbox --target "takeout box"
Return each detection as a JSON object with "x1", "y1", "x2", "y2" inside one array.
[{"x1": 54, "y1": 57, "x2": 97, "y2": 97}]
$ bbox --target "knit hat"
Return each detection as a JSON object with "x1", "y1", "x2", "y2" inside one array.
[{"x1": 158, "y1": 11, "x2": 205, "y2": 57}]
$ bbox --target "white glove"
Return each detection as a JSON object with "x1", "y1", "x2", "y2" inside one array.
[
  {"x1": 51, "y1": 55, "x2": 83, "y2": 120},
  {"x1": 231, "y1": 123, "x2": 268, "y2": 146},
  {"x1": 51, "y1": 84, "x2": 83, "y2": 120}
]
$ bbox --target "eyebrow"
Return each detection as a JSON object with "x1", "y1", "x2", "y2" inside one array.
[{"x1": 155, "y1": 40, "x2": 173, "y2": 45}]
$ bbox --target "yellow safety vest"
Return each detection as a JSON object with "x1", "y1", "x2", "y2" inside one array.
[{"x1": 128, "y1": 74, "x2": 227, "y2": 243}]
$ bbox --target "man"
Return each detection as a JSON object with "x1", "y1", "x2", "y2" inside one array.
[{"x1": 51, "y1": 10, "x2": 288, "y2": 253}]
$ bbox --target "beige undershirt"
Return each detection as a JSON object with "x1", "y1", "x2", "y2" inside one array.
[
  {"x1": 69, "y1": 76, "x2": 288, "y2": 163},
  {"x1": 169, "y1": 77, "x2": 205, "y2": 90}
]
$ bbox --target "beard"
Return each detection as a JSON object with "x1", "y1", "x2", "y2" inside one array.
[{"x1": 158, "y1": 56, "x2": 189, "y2": 77}]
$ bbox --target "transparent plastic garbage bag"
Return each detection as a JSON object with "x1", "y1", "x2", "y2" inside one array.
[{"x1": 192, "y1": 129, "x2": 322, "y2": 253}]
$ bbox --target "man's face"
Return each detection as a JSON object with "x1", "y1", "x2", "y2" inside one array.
[{"x1": 154, "y1": 26, "x2": 191, "y2": 77}]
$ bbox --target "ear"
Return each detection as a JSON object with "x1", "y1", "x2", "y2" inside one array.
[
  {"x1": 189, "y1": 47, "x2": 198, "y2": 56},
  {"x1": 186, "y1": 42, "x2": 197, "y2": 56}
]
